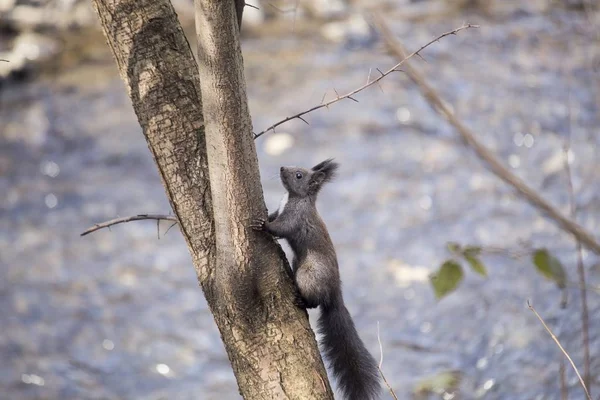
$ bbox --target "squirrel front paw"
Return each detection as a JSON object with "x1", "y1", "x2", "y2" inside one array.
[{"x1": 249, "y1": 218, "x2": 266, "y2": 231}]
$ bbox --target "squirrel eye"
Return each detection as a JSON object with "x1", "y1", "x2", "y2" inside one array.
[{"x1": 295, "y1": 172, "x2": 303, "y2": 179}]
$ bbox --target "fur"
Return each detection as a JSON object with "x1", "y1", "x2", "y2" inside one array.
[{"x1": 255, "y1": 159, "x2": 380, "y2": 400}]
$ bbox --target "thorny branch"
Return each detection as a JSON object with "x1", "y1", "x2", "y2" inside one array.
[
  {"x1": 373, "y1": 13, "x2": 600, "y2": 256},
  {"x1": 81, "y1": 214, "x2": 178, "y2": 236},
  {"x1": 528, "y1": 301, "x2": 592, "y2": 400},
  {"x1": 253, "y1": 23, "x2": 479, "y2": 139},
  {"x1": 564, "y1": 83, "x2": 591, "y2": 394},
  {"x1": 80, "y1": 25, "x2": 478, "y2": 240}
]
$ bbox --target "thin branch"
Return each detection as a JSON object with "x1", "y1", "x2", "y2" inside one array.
[
  {"x1": 527, "y1": 300, "x2": 592, "y2": 400},
  {"x1": 81, "y1": 214, "x2": 178, "y2": 236},
  {"x1": 564, "y1": 81, "x2": 591, "y2": 393},
  {"x1": 565, "y1": 281, "x2": 600, "y2": 295},
  {"x1": 377, "y1": 322, "x2": 399, "y2": 400},
  {"x1": 320, "y1": 90, "x2": 328, "y2": 104},
  {"x1": 267, "y1": 2, "x2": 296, "y2": 14},
  {"x1": 164, "y1": 221, "x2": 178, "y2": 236},
  {"x1": 253, "y1": 23, "x2": 478, "y2": 139},
  {"x1": 297, "y1": 115, "x2": 309, "y2": 125},
  {"x1": 560, "y1": 358, "x2": 568, "y2": 400},
  {"x1": 266, "y1": 0, "x2": 300, "y2": 31},
  {"x1": 373, "y1": 13, "x2": 600, "y2": 256},
  {"x1": 469, "y1": 243, "x2": 533, "y2": 260}
]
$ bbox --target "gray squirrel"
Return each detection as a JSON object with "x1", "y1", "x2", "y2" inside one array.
[{"x1": 251, "y1": 159, "x2": 380, "y2": 400}]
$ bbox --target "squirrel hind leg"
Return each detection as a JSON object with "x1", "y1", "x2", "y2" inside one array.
[
  {"x1": 293, "y1": 293, "x2": 318, "y2": 309},
  {"x1": 295, "y1": 261, "x2": 333, "y2": 308}
]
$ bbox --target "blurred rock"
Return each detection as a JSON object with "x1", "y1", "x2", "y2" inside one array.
[
  {"x1": 0, "y1": 32, "x2": 60, "y2": 77},
  {"x1": 0, "y1": 0, "x2": 16, "y2": 13},
  {"x1": 321, "y1": 13, "x2": 376, "y2": 47},
  {"x1": 1, "y1": 0, "x2": 96, "y2": 30},
  {"x1": 0, "y1": 0, "x2": 208, "y2": 78},
  {"x1": 563, "y1": 0, "x2": 598, "y2": 9},
  {"x1": 477, "y1": 0, "x2": 550, "y2": 17},
  {"x1": 304, "y1": 0, "x2": 348, "y2": 20},
  {"x1": 393, "y1": 0, "x2": 552, "y2": 21}
]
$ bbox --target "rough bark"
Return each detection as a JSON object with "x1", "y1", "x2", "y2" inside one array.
[
  {"x1": 194, "y1": 1, "x2": 333, "y2": 398},
  {"x1": 91, "y1": 0, "x2": 214, "y2": 282},
  {"x1": 91, "y1": 0, "x2": 333, "y2": 398}
]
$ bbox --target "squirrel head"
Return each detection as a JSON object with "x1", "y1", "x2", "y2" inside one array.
[{"x1": 280, "y1": 158, "x2": 339, "y2": 198}]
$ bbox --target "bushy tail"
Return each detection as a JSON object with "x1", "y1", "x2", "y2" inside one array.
[{"x1": 318, "y1": 300, "x2": 380, "y2": 400}]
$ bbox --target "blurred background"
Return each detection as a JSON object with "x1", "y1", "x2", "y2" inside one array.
[{"x1": 1, "y1": 0, "x2": 599, "y2": 399}]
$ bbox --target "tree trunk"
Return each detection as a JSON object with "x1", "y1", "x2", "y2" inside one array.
[{"x1": 91, "y1": 0, "x2": 333, "y2": 398}]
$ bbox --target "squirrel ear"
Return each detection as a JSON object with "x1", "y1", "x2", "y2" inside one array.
[
  {"x1": 312, "y1": 158, "x2": 335, "y2": 172},
  {"x1": 309, "y1": 170, "x2": 326, "y2": 189},
  {"x1": 309, "y1": 159, "x2": 338, "y2": 194}
]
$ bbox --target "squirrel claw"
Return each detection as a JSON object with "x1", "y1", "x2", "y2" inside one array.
[
  {"x1": 249, "y1": 218, "x2": 266, "y2": 231},
  {"x1": 293, "y1": 295, "x2": 307, "y2": 310}
]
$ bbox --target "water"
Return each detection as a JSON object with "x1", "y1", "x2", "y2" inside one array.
[{"x1": 1, "y1": 4, "x2": 599, "y2": 399}]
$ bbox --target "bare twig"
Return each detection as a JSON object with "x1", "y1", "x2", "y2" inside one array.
[
  {"x1": 373, "y1": 13, "x2": 600, "y2": 256},
  {"x1": 81, "y1": 214, "x2": 178, "y2": 236},
  {"x1": 267, "y1": 0, "x2": 300, "y2": 31},
  {"x1": 253, "y1": 23, "x2": 478, "y2": 139},
  {"x1": 564, "y1": 84, "x2": 591, "y2": 393},
  {"x1": 566, "y1": 281, "x2": 600, "y2": 295},
  {"x1": 470, "y1": 244, "x2": 533, "y2": 260},
  {"x1": 376, "y1": 322, "x2": 399, "y2": 400},
  {"x1": 164, "y1": 221, "x2": 178, "y2": 236},
  {"x1": 377, "y1": 321, "x2": 383, "y2": 368},
  {"x1": 267, "y1": 1, "x2": 297, "y2": 14},
  {"x1": 527, "y1": 300, "x2": 592, "y2": 400},
  {"x1": 560, "y1": 358, "x2": 568, "y2": 400}
]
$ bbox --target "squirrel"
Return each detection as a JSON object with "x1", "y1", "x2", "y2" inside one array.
[{"x1": 251, "y1": 159, "x2": 380, "y2": 400}]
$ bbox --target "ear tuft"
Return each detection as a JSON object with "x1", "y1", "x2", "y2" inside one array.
[{"x1": 311, "y1": 158, "x2": 339, "y2": 183}]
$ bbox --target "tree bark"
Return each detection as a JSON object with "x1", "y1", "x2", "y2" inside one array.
[
  {"x1": 194, "y1": 1, "x2": 332, "y2": 398},
  {"x1": 91, "y1": 0, "x2": 333, "y2": 398},
  {"x1": 91, "y1": 0, "x2": 214, "y2": 282}
]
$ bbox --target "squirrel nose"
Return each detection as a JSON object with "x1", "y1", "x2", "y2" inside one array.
[{"x1": 280, "y1": 167, "x2": 284, "y2": 172}]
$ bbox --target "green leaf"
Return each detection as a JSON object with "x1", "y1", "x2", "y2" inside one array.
[
  {"x1": 430, "y1": 260, "x2": 464, "y2": 300},
  {"x1": 462, "y1": 246, "x2": 482, "y2": 257},
  {"x1": 532, "y1": 249, "x2": 567, "y2": 289},
  {"x1": 446, "y1": 242, "x2": 462, "y2": 254},
  {"x1": 464, "y1": 253, "x2": 487, "y2": 277}
]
